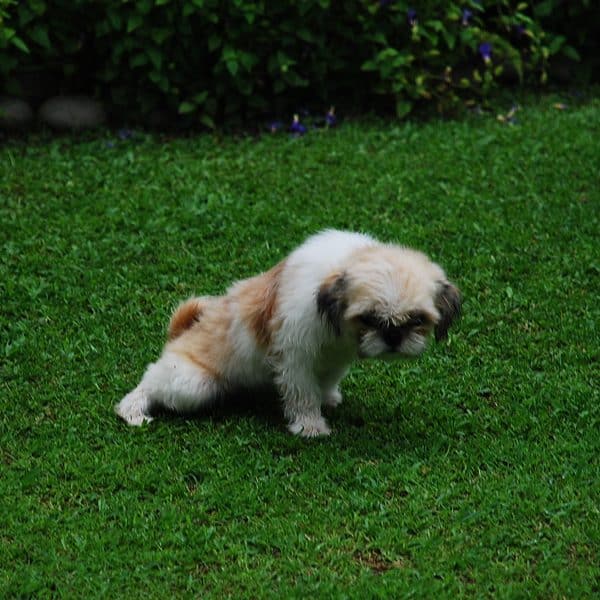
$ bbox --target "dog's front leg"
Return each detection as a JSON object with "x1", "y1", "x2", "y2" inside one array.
[{"x1": 274, "y1": 359, "x2": 331, "y2": 437}]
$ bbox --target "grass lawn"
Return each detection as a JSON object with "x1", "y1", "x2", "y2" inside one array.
[{"x1": 1, "y1": 95, "x2": 599, "y2": 598}]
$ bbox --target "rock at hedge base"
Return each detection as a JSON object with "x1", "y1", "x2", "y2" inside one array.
[
  {"x1": 0, "y1": 97, "x2": 34, "y2": 130},
  {"x1": 39, "y1": 96, "x2": 106, "y2": 130}
]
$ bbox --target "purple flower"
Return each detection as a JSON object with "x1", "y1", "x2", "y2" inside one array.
[
  {"x1": 407, "y1": 8, "x2": 417, "y2": 27},
  {"x1": 514, "y1": 24, "x2": 526, "y2": 37},
  {"x1": 462, "y1": 8, "x2": 473, "y2": 26},
  {"x1": 289, "y1": 114, "x2": 307, "y2": 136},
  {"x1": 479, "y1": 42, "x2": 492, "y2": 63},
  {"x1": 325, "y1": 107, "x2": 337, "y2": 127}
]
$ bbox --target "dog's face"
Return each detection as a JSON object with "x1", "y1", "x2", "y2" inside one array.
[
  {"x1": 354, "y1": 309, "x2": 436, "y2": 359},
  {"x1": 317, "y1": 245, "x2": 461, "y2": 359}
]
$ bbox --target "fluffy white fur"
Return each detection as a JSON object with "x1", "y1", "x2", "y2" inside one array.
[{"x1": 116, "y1": 229, "x2": 460, "y2": 437}]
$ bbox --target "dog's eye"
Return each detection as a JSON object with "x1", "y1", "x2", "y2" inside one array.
[
  {"x1": 358, "y1": 313, "x2": 380, "y2": 329},
  {"x1": 406, "y1": 312, "x2": 429, "y2": 328}
]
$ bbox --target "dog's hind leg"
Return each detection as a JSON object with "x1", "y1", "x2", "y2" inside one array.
[
  {"x1": 115, "y1": 351, "x2": 221, "y2": 426},
  {"x1": 115, "y1": 385, "x2": 153, "y2": 426}
]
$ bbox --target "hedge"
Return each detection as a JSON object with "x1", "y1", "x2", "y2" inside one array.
[{"x1": 0, "y1": 0, "x2": 597, "y2": 127}]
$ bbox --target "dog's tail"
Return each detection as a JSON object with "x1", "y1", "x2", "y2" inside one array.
[{"x1": 167, "y1": 297, "x2": 208, "y2": 340}]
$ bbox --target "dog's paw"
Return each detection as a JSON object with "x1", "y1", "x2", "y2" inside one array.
[
  {"x1": 115, "y1": 388, "x2": 153, "y2": 426},
  {"x1": 323, "y1": 388, "x2": 343, "y2": 408},
  {"x1": 288, "y1": 415, "x2": 331, "y2": 438}
]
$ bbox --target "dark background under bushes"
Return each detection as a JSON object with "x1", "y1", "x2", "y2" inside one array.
[{"x1": 0, "y1": 0, "x2": 598, "y2": 129}]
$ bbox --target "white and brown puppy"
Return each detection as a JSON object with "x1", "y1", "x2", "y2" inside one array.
[{"x1": 116, "y1": 229, "x2": 460, "y2": 437}]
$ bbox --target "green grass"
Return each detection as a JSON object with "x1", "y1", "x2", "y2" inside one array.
[{"x1": 1, "y1": 95, "x2": 599, "y2": 598}]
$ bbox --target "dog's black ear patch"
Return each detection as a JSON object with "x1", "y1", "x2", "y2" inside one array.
[
  {"x1": 317, "y1": 272, "x2": 348, "y2": 335},
  {"x1": 434, "y1": 281, "x2": 461, "y2": 341}
]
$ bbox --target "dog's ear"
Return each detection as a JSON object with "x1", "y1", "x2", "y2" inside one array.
[
  {"x1": 317, "y1": 272, "x2": 348, "y2": 335},
  {"x1": 434, "y1": 281, "x2": 461, "y2": 341}
]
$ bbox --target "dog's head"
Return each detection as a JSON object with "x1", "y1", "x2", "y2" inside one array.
[{"x1": 317, "y1": 244, "x2": 461, "y2": 358}]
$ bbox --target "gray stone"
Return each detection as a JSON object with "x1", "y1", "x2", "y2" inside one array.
[
  {"x1": 39, "y1": 95, "x2": 106, "y2": 130},
  {"x1": 0, "y1": 97, "x2": 34, "y2": 130}
]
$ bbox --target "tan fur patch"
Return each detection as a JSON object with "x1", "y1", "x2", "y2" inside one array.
[
  {"x1": 347, "y1": 246, "x2": 442, "y2": 300},
  {"x1": 171, "y1": 350, "x2": 222, "y2": 381},
  {"x1": 166, "y1": 298, "x2": 233, "y2": 380},
  {"x1": 236, "y1": 260, "x2": 286, "y2": 347},
  {"x1": 168, "y1": 297, "x2": 209, "y2": 340}
]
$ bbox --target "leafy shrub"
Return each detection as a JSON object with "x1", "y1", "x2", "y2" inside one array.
[
  {"x1": 358, "y1": 0, "x2": 569, "y2": 117},
  {"x1": 0, "y1": 0, "x2": 596, "y2": 127},
  {"x1": 0, "y1": 0, "x2": 101, "y2": 102},
  {"x1": 533, "y1": 0, "x2": 600, "y2": 81}
]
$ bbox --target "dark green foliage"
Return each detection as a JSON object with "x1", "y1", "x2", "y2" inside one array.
[
  {"x1": 533, "y1": 0, "x2": 600, "y2": 81},
  {"x1": 0, "y1": 1, "x2": 596, "y2": 126},
  {"x1": 1, "y1": 96, "x2": 599, "y2": 596}
]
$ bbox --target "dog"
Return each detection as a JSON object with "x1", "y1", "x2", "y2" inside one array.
[{"x1": 116, "y1": 229, "x2": 461, "y2": 437}]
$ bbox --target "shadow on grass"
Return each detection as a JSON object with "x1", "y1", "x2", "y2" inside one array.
[
  {"x1": 146, "y1": 384, "x2": 459, "y2": 457},
  {"x1": 148, "y1": 385, "x2": 283, "y2": 429}
]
